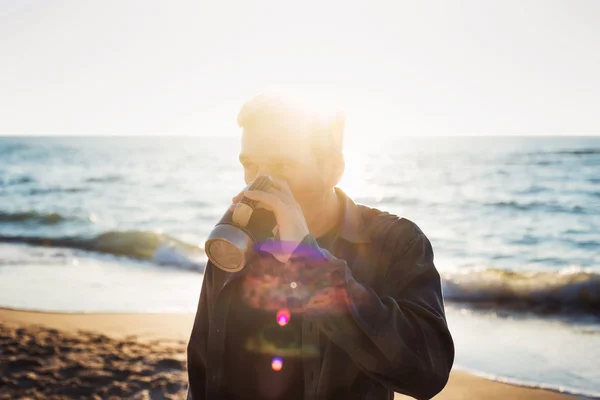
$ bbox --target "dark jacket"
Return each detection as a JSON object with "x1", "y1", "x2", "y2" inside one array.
[{"x1": 187, "y1": 188, "x2": 454, "y2": 400}]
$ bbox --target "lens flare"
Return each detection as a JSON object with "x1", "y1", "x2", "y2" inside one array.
[
  {"x1": 271, "y1": 357, "x2": 283, "y2": 371},
  {"x1": 276, "y1": 308, "x2": 291, "y2": 326}
]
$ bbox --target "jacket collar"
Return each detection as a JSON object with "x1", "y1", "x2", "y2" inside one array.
[{"x1": 335, "y1": 187, "x2": 371, "y2": 244}]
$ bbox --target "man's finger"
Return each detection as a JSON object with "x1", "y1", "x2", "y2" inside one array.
[
  {"x1": 232, "y1": 186, "x2": 279, "y2": 206},
  {"x1": 243, "y1": 190, "x2": 284, "y2": 213},
  {"x1": 265, "y1": 185, "x2": 288, "y2": 199},
  {"x1": 231, "y1": 191, "x2": 244, "y2": 203}
]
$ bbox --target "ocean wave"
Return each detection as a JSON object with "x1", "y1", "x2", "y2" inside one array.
[
  {"x1": 454, "y1": 367, "x2": 600, "y2": 400},
  {"x1": 0, "y1": 231, "x2": 205, "y2": 270},
  {"x1": 27, "y1": 187, "x2": 89, "y2": 195},
  {"x1": 487, "y1": 201, "x2": 587, "y2": 214},
  {"x1": 442, "y1": 268, "x2": 600, "y2": 316},
  {"x1": 0, "y1": 142, "x2": 28, "y2": 155},
  {"x1": 556, "y1": 149, "x2": 600, "y2": 156},
  {"x1": 85, "y1": 175, "x2": 124, "y2": 183},
  {"x1": 0, "y1": 175, "x2": 34, "y2": 187},
  {"x1": 514, "y1": 185, "x2": 551, "y2": 195},
  {"x1": 0, "y1": 211, "x2": 68, "y2": 225}
]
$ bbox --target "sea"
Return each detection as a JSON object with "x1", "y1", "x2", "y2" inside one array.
[{"x1": 1, "y1": 136, "x2": 599, "y2": 398}]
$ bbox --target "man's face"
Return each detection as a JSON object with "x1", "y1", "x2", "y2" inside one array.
[{"x1": 239, "y1": 122, "x2": 331, "y2": 208}]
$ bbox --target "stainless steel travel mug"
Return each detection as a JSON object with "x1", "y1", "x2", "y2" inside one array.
[{"x1": 205, "y1": 175, "x2": 277, "y2": 272}]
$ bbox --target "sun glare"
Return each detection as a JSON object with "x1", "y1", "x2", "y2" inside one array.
[
  {"x1": 271, "y1": 357, "x2": 283, "y2": 371},
  {"x1": 337, "y1": 141, "x2": 369, "y2": 198},
  {"x1": 276, "y1": 309, "x2": 290, "y2": 327}
]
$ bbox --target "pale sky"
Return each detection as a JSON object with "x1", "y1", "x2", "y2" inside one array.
[{"x1": 1, "y1": 0, "x2": 599, "y2": 137}]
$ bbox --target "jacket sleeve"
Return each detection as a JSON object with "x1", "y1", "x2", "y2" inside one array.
[
  {"x1": 289, "y1": 219, "x2": 455, "y2": 400},
  {"x1": 186, "y1": 262, "x2": 213, "y2": 400}
]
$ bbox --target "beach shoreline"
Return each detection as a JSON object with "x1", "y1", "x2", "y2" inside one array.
[{"x1": 0, "y1": 307, "x2": 583, "y2": 400}]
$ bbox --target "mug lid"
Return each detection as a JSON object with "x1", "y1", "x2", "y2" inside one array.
[{"x1": 205, "y1": 224, "x2": 254, "y2": 272}]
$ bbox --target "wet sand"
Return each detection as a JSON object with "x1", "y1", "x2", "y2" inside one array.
[{"x1": 0, "y1": 308, "x2": 578, "y2": 400}]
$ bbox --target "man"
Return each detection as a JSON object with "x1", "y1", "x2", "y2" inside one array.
[{"x1": 187, "y1": 92, "x2": 454, "y2": 400}]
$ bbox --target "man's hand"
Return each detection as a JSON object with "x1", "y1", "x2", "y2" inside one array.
[{"x1": 231, "y1": 177, "x2": 310, "y2": 263}]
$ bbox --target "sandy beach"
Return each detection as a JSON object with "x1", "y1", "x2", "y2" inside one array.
[{"x1": 0, "y1": 307, "x2": 580, "y2": 400}]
